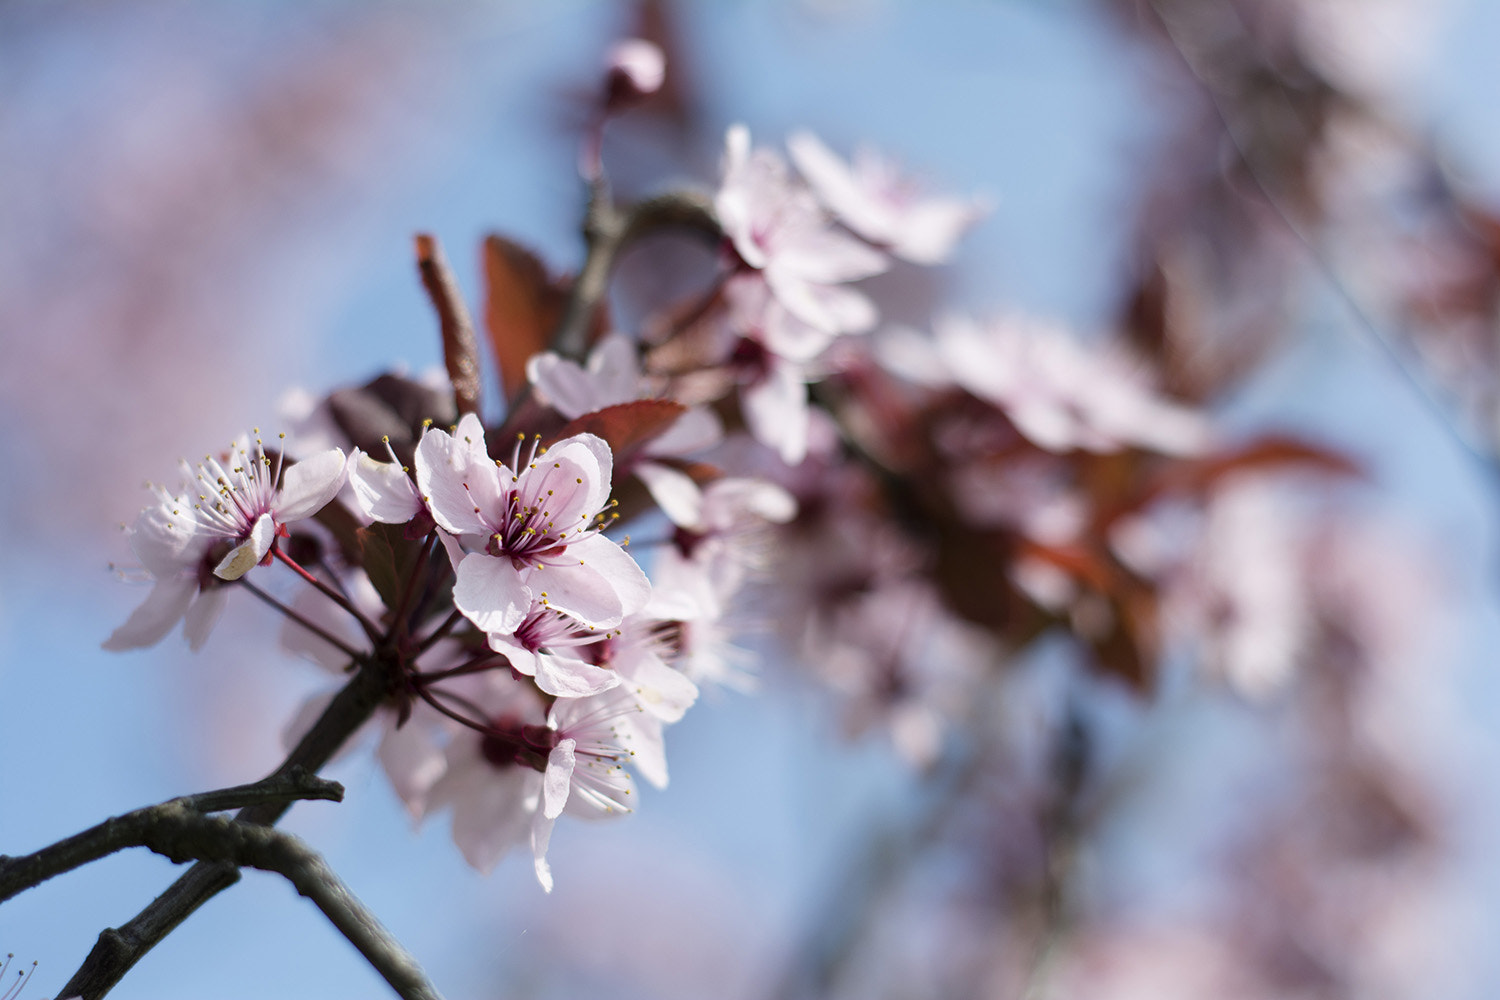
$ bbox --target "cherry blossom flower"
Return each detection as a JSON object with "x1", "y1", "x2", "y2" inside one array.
[
  {"x1": 416, "y1": 413, "x2": 649, "y2": 636},
  {"x1": 888, "y1": 314, "x2": 1210, "y2": 455},
  {"x1": 103, "y1": 481, "x2": 223, "y2": 652},
  {"x1": 716, "y1": 124, "x2": 887, "y2": 338},
  {"x1": 526, "y1": 332, "x2": 723, "y2": 525},
  {"x1": 426, "y1": 676, "x2": 661, "y2": 891},
  {"x1": 486, "y1": 600, "x2": 621, "y2": 698},
  {"x1": 347, "y1": 441, "x2": 425, "y2": 526},
  {"x1": 104, "y1": 432, "x2": 347, "y2": 650},
  {"x1": 186, "y1": 431, "x2": 348, "y2": 580},
  {"x1": 787, "y1": 130, "x2": 987, "y2": 265}
]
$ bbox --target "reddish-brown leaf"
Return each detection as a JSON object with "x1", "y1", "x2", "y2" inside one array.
[
  {"x1": 555, "y1": 400, "x2": 686, "y2": 473},
  {"x1": 482, "y1": 234, "x2": 566, "y2": 403}
]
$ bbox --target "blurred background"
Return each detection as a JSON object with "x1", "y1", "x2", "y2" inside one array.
[{"x1": 5, "y1": 1, "x2": 1500, "y2": 997}]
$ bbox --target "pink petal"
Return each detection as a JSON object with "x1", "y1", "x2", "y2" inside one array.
[
  {"x1": 453, "y1": 554, "x2": 531, "y2": 635},
  {"x1": 534, "y1": 652, "x2": 621, "y2": 699},
  {"x1": 416, "y1": 416, "x2": 503, "y2": 536},
  {"x1": 542, "y1": 739, "x2": 577, "y2": 819},
  {"x1": 102, "y1": 576, "x2": 196, "y2": 651},
  {"x1": 183, "y1": 586, "x2": 228, "y2": 651},
  {"x1": 634, "y1": 461, "x2": 704, "y2": 528},
  {"x1": 275, "y1": 448, "x2": 348, "y2": 522},
  {"x1": 742, "y1": 361, "x2": 809, "y2": 465},
  {"x1": 347, "y1": 450, "x2": 423, "y2": 524}
]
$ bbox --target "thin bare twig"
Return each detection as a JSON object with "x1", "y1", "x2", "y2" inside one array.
[
  {"x1": 550, "y1": 186, "x2": 719, "y2": 360},
  {"x1": 416, "y1": 233, "x2": 483, "y2": 418}
]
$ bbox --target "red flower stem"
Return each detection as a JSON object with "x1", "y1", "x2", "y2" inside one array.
[
  {"x1": 274, "y1": 548, "x2": 383, "y2": 644},
  {"x1": 390, "y1": 531, "x2": 437, "y2": 644},
  {"x1": 237, "y1": 579, "x2": 365, "y2": 664}
]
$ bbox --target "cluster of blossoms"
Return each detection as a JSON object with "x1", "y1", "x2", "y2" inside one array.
[{"x1": 104, "y1": 37, "x2": 1390, "y2": 896}]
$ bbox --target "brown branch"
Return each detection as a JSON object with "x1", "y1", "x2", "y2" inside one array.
[
  {"x1": 13, "y1": 802, "x2": 442, "y2": 1000},
  {"x1": 58, "y1": 656, "x2": 396, "y2": 1000},
  {"x1": 416, "y1": 233, "x2": 483, "y2": 418},
  {"x1": 0, "y1": 768, "x2": 343, "y2": 904},
  {"x1": 550, "y1": 186, "x2": 720, "y2": 361}
]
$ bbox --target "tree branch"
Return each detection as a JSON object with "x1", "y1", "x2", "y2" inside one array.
[
  {"x1": 550, "y1": 186, "x2": 719, "y2": 360},
  {"x1": 17, "y1": 802, "x2": 442, "y2": 1000},
  {"x1": 0, "y1": 768, "x2": 343, "y2": 904},
  {"x1": 58, "y1": 657, "x2": 396, "y2": 1000},
  {"x1": 416, "y1": 233, "x2": 483, "y2": 418}
]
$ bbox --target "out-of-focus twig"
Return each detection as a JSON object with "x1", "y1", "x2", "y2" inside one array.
[
  {"x1": 550, "y1": 185, "x2": 719, "y2": 360},
  {"x1": 416, "y1": 233, "x2": 483, "y2": 418}
]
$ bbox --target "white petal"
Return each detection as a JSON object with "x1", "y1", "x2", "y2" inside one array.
[
  {"x1": 275, "y1": 448, "x2": 348, "y2": 523},
  {"x1": 538, "y1": 533, "x2": 651, "y2": 625},
  {"x1": 102, "y1": 576, "x2": 196, "y2": 651},
  {"x1": 634, "y1": 462, "x2": 704, "y2": 528},
  {"x1": 742, "y1": 362, "x2": 809, "y2": 465},
  {"x1": 415, "y1": 423, "x2": 500, "y2": 537},
  {"x1": 347, "y1": 450, "x2": 423, "y2": 524},
  {"x1": 543, "y1": 738, "x2": 577, "y2": 819},
  {"x1": 646, "y1": 405, "x2": 723, "y2": 457},
  {"x1": 453, "y1": 554, "x2": 531, "y2": 635},
  {"x1": 183, "y1": 586, "x2": 228, "y2": 651},
  {"x1": 530, "y1": 812, "x2": 557, "y2": 893},
  {"x1": 534, "y1": 653, "x2": 621, "y2": 699},
  {"x1": 378, "y1": 716, "x2": 448, "y2": 819},
  {"x1": 214, "y1": 513, "x2": 275, "y2": 580}
]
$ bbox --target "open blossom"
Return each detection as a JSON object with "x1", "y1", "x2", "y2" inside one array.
[
  {"x1": 716, "y1": 124, "x2": 887, "y2": 338},
  {"x1": 104, "y1": 432, "x2": 347, "y2": 651},
  {"x1": 526, "y1": 332, "x2": 723, "y2": 525},
  {"x1": 787, "y1": 130, "x2": 986, "y2": 265},
  {"x1": 885, "y1": 315, "x2": 1210, "y2": 455},
  {"x1": 184, "y1": 431, "x2": 347, "y2": 580},
  {"x1": 486, "y1": 599, "x2": 621, "y2": 698},
  {"x1": 427, "y1": 676, "x2": 662, "y2": 891},
  {"x1": 416, "y1": 413, "x2": 649, "y2": 636}
]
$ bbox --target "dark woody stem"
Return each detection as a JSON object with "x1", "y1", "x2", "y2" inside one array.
[
  {"x1": 57, "y1": 656, "x2": 398, "y2": 1000},
  {"x1": 414, "y1": 608, "x2": 465, "y2": 656}
]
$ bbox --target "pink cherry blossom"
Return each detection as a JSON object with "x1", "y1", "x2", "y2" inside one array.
[
  {"x1": 102, "y1": 481, "x2": 223, "y2": 651},
  {"x1": 486, "y1": 600, "x2": 621, "y2": 698},
  {"x1": 716, "y1": 124, "x2": 887, "y2": 337},
  {"x1": 104, "y1": 432, "x2": 347, "y2": 650},
  {"x1": 186, "y1": 431, "x2": 348, "y2": 579},
  {"x1": 787, "y1": 130, "x2": 987, "y2": 265},
  {"x1": 527, "y1": 332, "x2": 723, "y2": 525},
  {"x1": 929, "y1": 314, "x2": 1210, "y2": 455},
  {"x1": 415, "y1": 413, "x2": 649, "y2": 635},
  {"x1": 426, "y1": 676, "x2": 661, "y2": 892}
]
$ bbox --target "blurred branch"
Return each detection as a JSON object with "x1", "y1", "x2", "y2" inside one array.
[
  {"x1": 416, "y1": 233, "x2": 483, "y2": 418},
  {"x1": 0, "y1": 768, "x2": 343, "y2": 904},
  {"x1": 1142, "y1": 0, "x2": 1500, "y2": 480},
  {"x1": 550, "y1": 184, "x2": 719, "y2": 360},
  {"x1": 58, "y1": 656, "x2": 397, "y2": 1000}
]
